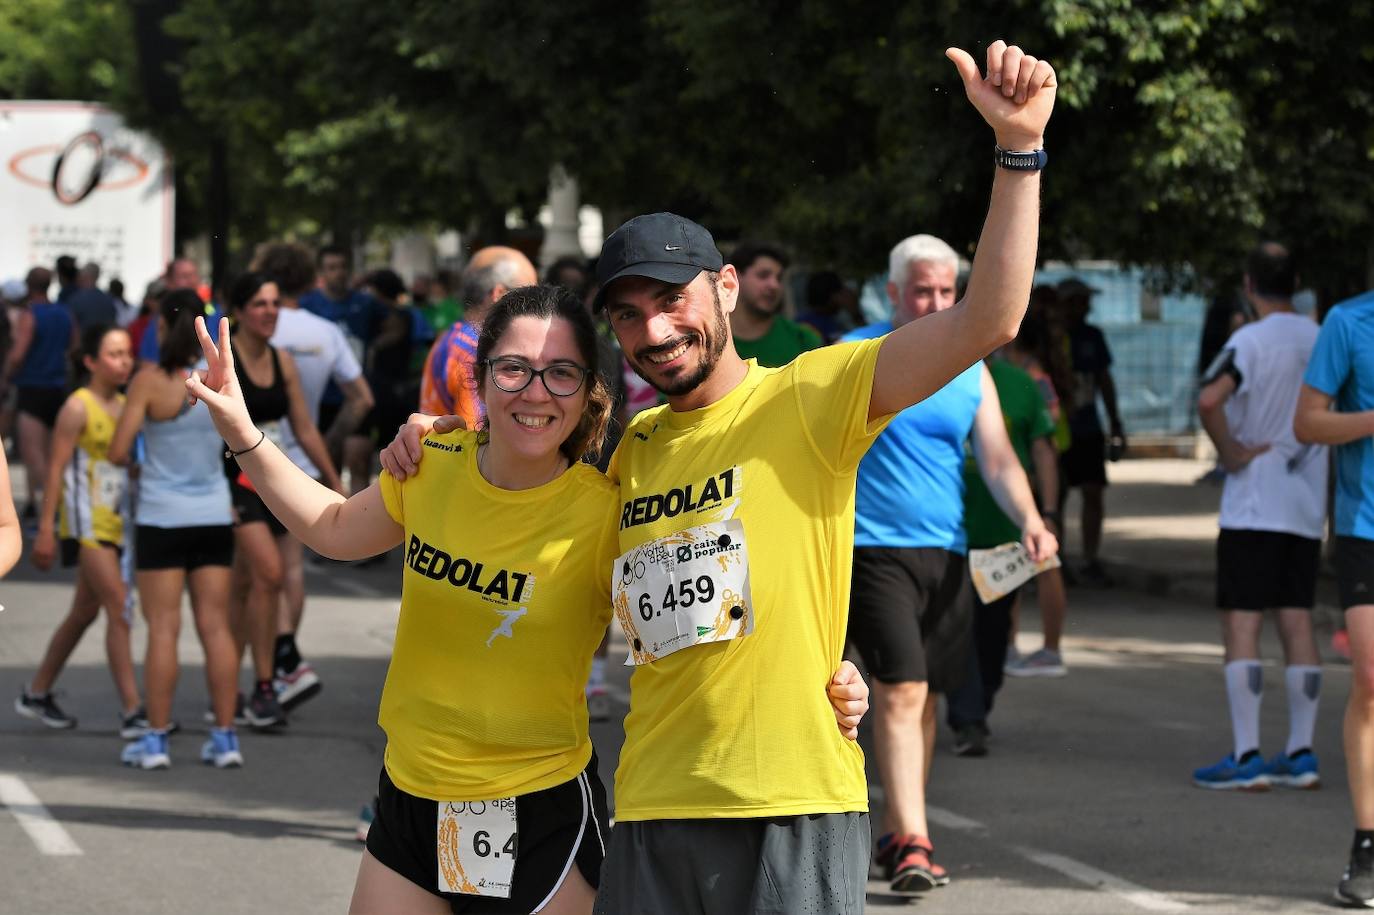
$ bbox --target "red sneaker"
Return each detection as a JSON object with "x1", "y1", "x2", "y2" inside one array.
[{"x1": 891, "y1": 834, "x2": 949, "y2": 893}]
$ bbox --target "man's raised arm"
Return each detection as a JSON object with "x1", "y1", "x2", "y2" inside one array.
[{"x1": 870, "y1": 41, "x2": 1056, "y2": 420}]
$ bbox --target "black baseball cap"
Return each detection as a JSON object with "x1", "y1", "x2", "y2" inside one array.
[{"x1": 593, "y1": 212, "x2": 723, "y2": 311}]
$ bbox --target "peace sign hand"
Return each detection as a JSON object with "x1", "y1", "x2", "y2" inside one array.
[
  {"x1": 946, "y1": 41, "x2": 1057, "y2": 151},
  {"x1": 185, "y1": 316, "x2": 259, "y2": 452}
]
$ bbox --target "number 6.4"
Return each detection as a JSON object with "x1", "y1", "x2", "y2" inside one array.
[{"x1": 472, "y1": 830, "x2": 518, "y2": 858}]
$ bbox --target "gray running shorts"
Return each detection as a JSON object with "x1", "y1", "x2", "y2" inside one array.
[{"x1": 594, "y1": 812, "x2": 869, "y2": 915}]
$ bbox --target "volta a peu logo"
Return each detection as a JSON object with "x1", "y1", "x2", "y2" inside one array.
[{"x1": 9, "y1": 131, "x2": 152, "y2": 206}]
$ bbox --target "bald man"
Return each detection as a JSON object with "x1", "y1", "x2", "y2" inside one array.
[{"x1": 418, "y1": 246, "x2": 537, "y2": 426}]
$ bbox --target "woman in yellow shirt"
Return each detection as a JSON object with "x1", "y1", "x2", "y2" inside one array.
[
  {"x1": 18, "y1": 325, "x2": 143, "y2": 734},
  {"x1": 190, "y1": 284, "x2": 618, "y2": 915}
]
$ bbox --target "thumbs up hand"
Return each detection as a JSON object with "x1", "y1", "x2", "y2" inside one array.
[{"x1": 946, "y1": 41, "x2": 1057, "y2": 152}]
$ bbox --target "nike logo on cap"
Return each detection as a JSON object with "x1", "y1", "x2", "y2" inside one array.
[{"x1": 665, "y1": 244, "x2": 684, "y2": 251}]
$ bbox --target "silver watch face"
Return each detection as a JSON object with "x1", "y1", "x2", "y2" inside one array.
[{"x1": 995, "y1": 148, "x2": 1046, "y2": 170}]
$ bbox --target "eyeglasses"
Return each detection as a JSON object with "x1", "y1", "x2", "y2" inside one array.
[{"x1": 484, "y1": 357, "x2": 591, "y2": 397}]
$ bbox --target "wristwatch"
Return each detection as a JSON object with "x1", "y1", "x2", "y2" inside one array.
[{"x1": 995, "y1": 146, "x2": 1048, "y2": 171}]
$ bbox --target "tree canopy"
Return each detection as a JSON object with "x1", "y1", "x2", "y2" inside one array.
[{"x1": 4, "y1": 0, "x2": 1370, "y2": 300}]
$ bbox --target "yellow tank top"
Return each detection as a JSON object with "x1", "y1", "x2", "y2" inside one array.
[
  {"x1": 377, "y1": 429, "x2": 618, "y2": 801},
  {"x1": 59, "y1": 388, "x2": 127, "y2": 546}
]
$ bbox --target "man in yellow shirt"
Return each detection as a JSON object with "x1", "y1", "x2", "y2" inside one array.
[{"x1": 385, "y1": 41, "x2": 1057, "y2": 914}]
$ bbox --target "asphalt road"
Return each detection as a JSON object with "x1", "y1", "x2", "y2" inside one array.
[{"x1": 0, "y1": 551, "x2": 1358, "y2": 914}]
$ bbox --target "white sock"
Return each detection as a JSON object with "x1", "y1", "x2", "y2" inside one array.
[
  {"x1": 1285, "y1": 665, "x2": 1322, "y2": 756},
  {"x1": 589, "y1": 657, "x2": 607, "y2": 686},
  {"x1": 1224, "y1": 660, "x2": 1263, "y2": 759}
]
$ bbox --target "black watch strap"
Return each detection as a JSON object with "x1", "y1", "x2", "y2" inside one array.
[{"x1": 995, "y1": 146, "x2": 1048, "y2": 171}]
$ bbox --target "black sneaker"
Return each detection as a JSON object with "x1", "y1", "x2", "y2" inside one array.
[
  {"x1": 1080, "y1": 561, "x2": 1114, "y2": 588},
  {"x1": 1337, "y1": 838, "x2": 1374, "y2": 908},
  {"x1": 203, "y1": 692, "x2": 252, "y2": 728},
  {"x1": 120, "y1": 706, "x2": 180, "y2": 739},
  {"x1": 15, "y1": 690, "x2": 76, "y2": 729},
  {"x1": 954, "y1": 723, "x2": 989, "y2": 758},
  {"x1": 246, "y1": 686, "x2": 287, "y2": 730}
]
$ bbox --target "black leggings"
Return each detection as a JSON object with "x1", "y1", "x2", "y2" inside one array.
[{"x1": 945, "y1": 588, "x2": 1018, "y2": 729}]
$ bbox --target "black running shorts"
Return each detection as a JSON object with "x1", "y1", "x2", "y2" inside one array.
[
  {"x1": 367, "y1": 755, "x2": 608, "y2": 914},
  {"x1": 1061, "y1": 430, "x2": 1108, "y2": 488},
  {"x1": 1215, "y1": 528, "x2": 1321, "y2": 610},
  {"x1": 848, "y1": 547, "x2": 972, "y2": 690},
  {"x1": 230, "y1": 480, "x2": 287, "y2": 536},
  {"x1": 16, "y1": 385, "x2": 66, "y2": 428},
  {"x1": 135, "y1": 524, "x2": 234, "y2": 571},
  {"x1": 1336, "y1": 535, "x2": 1374, "y2": 611}
]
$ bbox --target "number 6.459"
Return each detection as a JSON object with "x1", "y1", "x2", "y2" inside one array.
[{"x1": 637, "y1": 576, "x2": 716, "y2": 621}]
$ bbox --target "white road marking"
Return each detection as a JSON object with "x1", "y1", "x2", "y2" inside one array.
[
  {"x1": 926, "y1": 804, "x2": 987, "y2": 832},
  {"x1": 868, "y1": 785, "x2": 1184, "y2": 911},
  {"x1": 0, "y1": 774, "x2": 82, "y2": 856},
  {"x1": 1013, "y1": 846, "x2": 1189, "y2": 912}
]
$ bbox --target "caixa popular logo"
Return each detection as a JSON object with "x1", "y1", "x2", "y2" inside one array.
[{"x1": 8, "y1": 130, "x2": 151, "y2": 206}]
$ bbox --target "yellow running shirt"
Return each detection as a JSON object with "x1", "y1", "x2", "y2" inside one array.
[
  {"x1": 378, "y1": 429, "x2": 618, "y2": 801},
  {"x1": 607, "y1": 337, "x2": 892, "y2": 820},
  {"x1": 60, "y1": 387, "x2": 127, "y2": 547}
]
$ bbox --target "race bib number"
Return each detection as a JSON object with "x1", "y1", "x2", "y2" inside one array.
[
  {"x1": 968, "y1": 542, "x2": 1061, "y2": 604},
  {"x1": 611, "y1": 519, "x2": 754, "y2": 665},
  {"x1": 92, "y1": 460, "x2": 126, "y2": 511},
  {"x1": 436, "y1": 798, "x2": 517, "y2": 898}
]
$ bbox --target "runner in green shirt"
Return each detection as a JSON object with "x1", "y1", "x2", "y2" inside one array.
[
  {"x1": 725, "y1": 242, "x2": 822, "y2": 367},
  {"x1": 948, "y1": 356, "x2": 1061, "y2": 754}
]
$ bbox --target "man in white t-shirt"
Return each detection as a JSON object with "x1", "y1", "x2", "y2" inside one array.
[
  {"x1": 272, "y1": 305, "x2": 371, "y2": 474},
  {"x1": 1193, "y1": 241, "x2": 1327, "y2": 791},
  {"x1": 257, "y1": 242, "x2": 375, "y2": 710}
]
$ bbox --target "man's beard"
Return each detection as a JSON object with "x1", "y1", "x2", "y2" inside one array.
[{"x1": 629, "y1": 284, "x2": 730, "y2": 398}]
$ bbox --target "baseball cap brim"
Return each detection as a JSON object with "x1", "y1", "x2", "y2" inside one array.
[{"x1": 593, "y1": 262, "x2": 705, "y2": 311}]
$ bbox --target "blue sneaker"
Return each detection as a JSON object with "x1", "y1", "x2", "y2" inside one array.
[
  {"x1": 1266, "y1": 750, "x2": 1320, "y2": 789},
  {"x1": 121, "y1": 730, "x2": 170, "y2": 770},
  {"x1": 200, "y1": 728, "x2": 244, "y2": 769},
  {"x1": 1192, "y1": 752, "x2": 1269, "y2": 790}
]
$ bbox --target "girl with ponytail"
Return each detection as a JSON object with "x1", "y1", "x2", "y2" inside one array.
[{"x1": 107, "y1": 289, "x2": 242, "y2": 769}]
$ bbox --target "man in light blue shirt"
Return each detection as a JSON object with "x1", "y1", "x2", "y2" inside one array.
[
  {"x1": 846, "y1": 234, "x2": 1056, "y2": 895},
  {"x1": 1296, "y1": 288, "x2": 1374, "y2": 906}
]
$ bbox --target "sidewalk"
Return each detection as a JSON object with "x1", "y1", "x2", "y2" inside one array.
[{"x1": 1065, "y1": 457, "x2": 1342, "y2": 630}]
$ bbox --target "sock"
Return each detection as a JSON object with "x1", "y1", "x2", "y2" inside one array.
[
  {"x1": 1285, "y1": 665, "x2": 1322, "y2": 757},
  {"x1": 255, "y1": 679, "x2": 274, "y2": 695},
  {"x1": 1356, "y1": 831, "x2": 1374, "y2": 853},
  {"x1": 589, "y1": 657, "x2": 607, "y2": 686},
  {"x1": 274, "y1": 633, "x2": 301, "y2": 673},
  {"x1": 1224, "y1": 660, "x2": 1263, "y2": 760}
]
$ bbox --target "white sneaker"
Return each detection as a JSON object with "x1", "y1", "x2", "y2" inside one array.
[
  {"x1": 586, "y1": 683, "x2": 611, "y2": 722},
  {"x1": 1005, "y1": 648, "x2": 1068, "y2": 678},
  {"x1": 274, "y1": 662, "x2": 322, "y2": 711}
]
